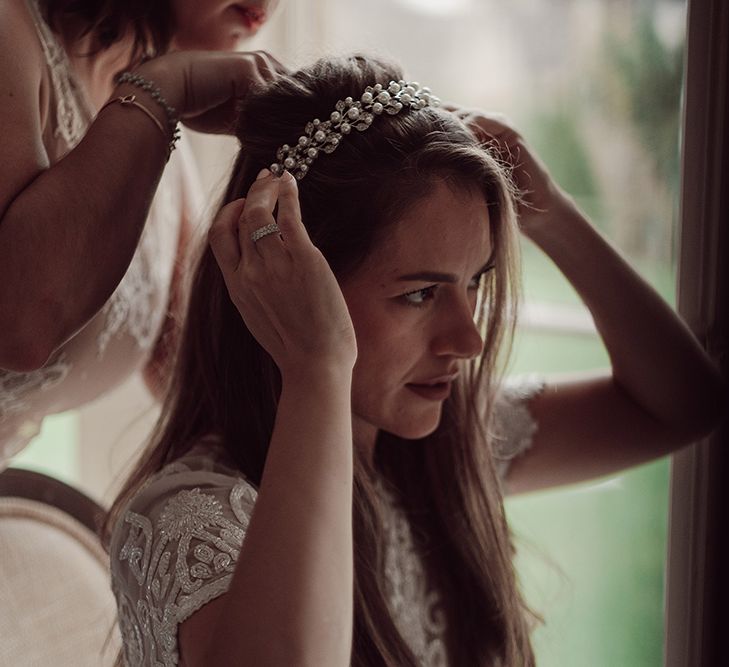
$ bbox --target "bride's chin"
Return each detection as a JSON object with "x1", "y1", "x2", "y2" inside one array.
[{"x1": 390, "y1": 415, "x2": 442, "y2": 441}]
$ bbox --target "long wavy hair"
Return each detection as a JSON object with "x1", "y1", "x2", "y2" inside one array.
[
  {"x1": 38, "y1": 0, "x2": 173, "y2": 62},
  {"x1": 107, "y1": 55, "x2": 537, "y2": 666}
]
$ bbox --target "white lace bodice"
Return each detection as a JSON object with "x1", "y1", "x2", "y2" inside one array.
[
  {"x1": 376, "y1": 477, "x2": 450, "y2": 666},
  {"x1": 109, "y1": 378, "x2": 544, "y2": 667},
  {"x1": 0, "y1": 0, "x2": 182, "y2": 466}
]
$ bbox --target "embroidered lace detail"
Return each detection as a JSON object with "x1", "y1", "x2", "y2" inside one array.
[
  {"x1": 491, "y1": 374, "x2": 546, "y2": 478},
  {"x1": 376, "y1": 479, "x2": 449, "y2": 667},
  {"x1": 97, "y1": 184, "x2": 174, "y2": 356},
  {"x1": 27, "y1": 0, "x2": 89, "y2": 146},
  {"x1": 112, "y1": 452, "x2": 458, "y2": 667},
  {"x1": 0, "y1": 353, "x2": 71, "y2": 460},
  {"x1": 113, "y1": 479, "x2": 257, "y2": 666},
  {"x1": 0, "y1": 353, "x2": 71, "y2": 420}
]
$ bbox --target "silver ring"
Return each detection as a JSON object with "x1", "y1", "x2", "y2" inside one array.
[{"x1": 250, "y1": 223, "x2": 281, "y2": 243}]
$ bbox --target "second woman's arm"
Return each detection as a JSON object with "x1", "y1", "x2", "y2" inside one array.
[{"x1": 0, "y1": 9, "x2": 279, "y2": 372}]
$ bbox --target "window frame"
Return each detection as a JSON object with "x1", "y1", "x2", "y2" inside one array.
[{"x1": 665, "y1": 0, "x2": 729, "y2": 665}]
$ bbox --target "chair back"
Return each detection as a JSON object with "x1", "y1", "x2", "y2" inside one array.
[{"x1": 0, "y1": 468, "x2": 121, "y2": 666}]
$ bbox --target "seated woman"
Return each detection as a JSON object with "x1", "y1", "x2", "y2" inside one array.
[{"x1": 107, "y1": 55, "x2": 724, "y2": 667}]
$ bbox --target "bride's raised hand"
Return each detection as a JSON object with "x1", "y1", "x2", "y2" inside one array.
[
  {"x1": 448, "y1": 106, "x2": 575, "y2": 234},
  {"x1": 208, "y1": 169, "x2": 357, "y2": 376}
]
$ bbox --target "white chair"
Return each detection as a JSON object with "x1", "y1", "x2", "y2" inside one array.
[{"x1": 0, "y1": 468, "x2": 121, "y2": 666}]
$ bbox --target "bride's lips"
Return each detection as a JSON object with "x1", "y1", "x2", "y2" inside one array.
[{"x1": 405, "y1": 373, "x2": 458, "y2": 401}]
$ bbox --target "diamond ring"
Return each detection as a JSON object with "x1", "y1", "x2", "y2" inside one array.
[{"x1": 250, "y1": 223, "x2": 281, "y2": 243}]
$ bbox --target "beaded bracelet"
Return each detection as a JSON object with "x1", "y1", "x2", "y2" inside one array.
[{"x1": 116, "y1": 72, "x2": 181, "y2": 157}]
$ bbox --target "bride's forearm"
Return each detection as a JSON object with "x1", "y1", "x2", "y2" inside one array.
[
  {"x1": 204, "y1": 365, "x2": 354, "y2": 667},
  {"x1": 523, "y1": 196, "x2": 725, "y2": 437}
]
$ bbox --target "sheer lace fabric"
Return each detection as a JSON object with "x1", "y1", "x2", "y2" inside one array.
[
  {"x1": 376, "y1": 476, "x2": 450, "y2": 666},
  {"x1": 111, "y1": 454, "x2": 255, "y2": 666},
  {"x1": 110, "y1": 378, "x2": 544, "y2": 666},
  {"x1": 0, "y1": 0, "x2": 181, "y2": 467},
  {"x1": 491, "y1": 374, "x2": 546, "y2": 479}
]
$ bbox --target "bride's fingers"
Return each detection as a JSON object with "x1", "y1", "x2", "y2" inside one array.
[
  {"x1": 275, "y1": 172, "x2": 311, "y2": 254},
  {"x1": 209, "y1": 198, "x2": 247, "y2": 274},
  {"x1": 239, "y1": 169, "x2": 283, "y2": 258},
  {"x1": 453, "y1": 108, "x2": 520, "y2": 148}
]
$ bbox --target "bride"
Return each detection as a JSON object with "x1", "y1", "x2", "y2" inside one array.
[{"x1": 107, "y1": 54, "x2": 724, "y2": 667}]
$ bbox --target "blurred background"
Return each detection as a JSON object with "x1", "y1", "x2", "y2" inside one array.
[{"x1": 13, "y1": 0, "x2": 686, "y2": 664}]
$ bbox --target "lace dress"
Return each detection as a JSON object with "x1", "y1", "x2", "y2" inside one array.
[
  {"x1": 109, "y1": 377, "x2": 544, "y2": 667},
  {"x1": 0, "y1": 0, "x2": 182, "y2": 466}
]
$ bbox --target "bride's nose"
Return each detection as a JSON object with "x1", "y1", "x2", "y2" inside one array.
[{"x1": 430, "y1": 297, "x2": 484, "y2": 360}]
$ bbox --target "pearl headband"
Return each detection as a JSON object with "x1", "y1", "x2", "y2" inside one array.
[{"x1": 269, "y1": 80, "x2": 441, "y2": 181}]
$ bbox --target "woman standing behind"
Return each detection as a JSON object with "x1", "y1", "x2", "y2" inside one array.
[
  {"x1": 108, "y1": 55, "x2": 724, "y2": 666},
  {"x1": 0, "y1": 0, "x2": 283, "y2": 464}
]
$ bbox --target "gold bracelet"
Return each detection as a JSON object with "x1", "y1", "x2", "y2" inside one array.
[{"x1": 99, "y1": 94, "x2": 171, "y2": 156}]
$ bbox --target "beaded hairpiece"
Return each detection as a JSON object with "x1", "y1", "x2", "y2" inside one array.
[{"x1": 269, "y1": 80, "x2": 440, "y2": 181}]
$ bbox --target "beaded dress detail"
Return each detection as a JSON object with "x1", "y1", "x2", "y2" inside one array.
[
  {"x1": 0, "y1": 0, "x2": 181, "y2": 466},
  {"x1": 110, "y1": 379, "x2": 544, "y2": 666}
]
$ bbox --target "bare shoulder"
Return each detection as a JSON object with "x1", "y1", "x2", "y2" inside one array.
[
  {"x1": 0, "y1": 0, "x2": 52, "y2": 217},
  {"x1": 0, "y1": 0, "x2": 46, "y2": 70},
  {"x1": 0, "y1": 0, "x2": 48, "y2": 119}
]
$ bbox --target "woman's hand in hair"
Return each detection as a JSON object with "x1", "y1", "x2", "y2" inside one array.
[
  {"x1": 133, "y1": 50, "x2": 287, "y2": 135},
  {"x1": 446, "y1": 106, "x2": 574, "y2": 236},
  {"x1": 209, "y1": 170, "x2": 358, "y2": 376}
]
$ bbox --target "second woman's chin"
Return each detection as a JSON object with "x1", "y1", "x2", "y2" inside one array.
[
  {"x1": 171, "y1": 31, "x2": 245, "y2": 53},
  {"x1": 173, "y1": 17, "x2": 259, "y2": 52}
]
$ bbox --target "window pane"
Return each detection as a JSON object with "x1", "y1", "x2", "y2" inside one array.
[{"x1": 11, "y1": 412, "x2": 80, "y2": 486}]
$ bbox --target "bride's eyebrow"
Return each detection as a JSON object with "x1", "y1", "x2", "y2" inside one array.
[
  {"x1": 396, "y1": 259, "x2": 495, "y2": 284},
  {"x1": 397, "y1": 270, "x2": 458, "y2": 283}
]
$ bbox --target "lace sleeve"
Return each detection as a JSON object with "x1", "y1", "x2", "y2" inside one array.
[
  {"x1": 109, "y1": 466, "x2": 258, "y2": 667},
  {"x1": 490, "y1": 374, "x2": 546, "y2": 480}
]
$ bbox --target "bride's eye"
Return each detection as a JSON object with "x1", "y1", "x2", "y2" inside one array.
[
  {"x1": 469, "y1": 265, "x2": 495, "y2": 290},
  {"x1": 401, "y1": 285, "x2": 437, "y2": 307}
]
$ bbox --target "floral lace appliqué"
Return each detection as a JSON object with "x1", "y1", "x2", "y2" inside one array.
[
  {"x1": 491, "y1": 374, "x2": 546, "y2": 478},
  {"x1": 0, "y1": 353, "x2": 71, "y2": 460},
  {"x1": 113, "y1": 481, "x2": 256, "y2": 666},
  {"x1": 376, "y1": 479, "x2": 449, "y2": 667},
  {"x1": 27, "y1": 0, "x2": 89, "y2": 146},
  {"x1": 97, "y1": 185, "x2": 174, "y2": 356}
]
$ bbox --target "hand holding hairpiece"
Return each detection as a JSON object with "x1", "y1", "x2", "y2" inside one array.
[{"x1": 269, "y1": 80, "x2": 440, "y2": 181}]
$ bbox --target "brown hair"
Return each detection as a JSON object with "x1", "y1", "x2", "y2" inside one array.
[
  {"x1": 108, "y1": 54, "x2": 536, "y2": 665},
  {"x1": 38, "y1": 0, "x2": 174, "y2": 62}
]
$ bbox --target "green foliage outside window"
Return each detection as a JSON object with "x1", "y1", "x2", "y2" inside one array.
[{"x1": 507, "y1": 5, "x2": 684, "y2": 665}]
